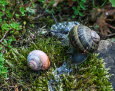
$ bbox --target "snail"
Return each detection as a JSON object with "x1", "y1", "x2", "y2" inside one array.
[
  {"x1": 50, "y1": 22, "x2": 100, "y2": 64},
  {"x1": 68, "y1": 25, "x2": 100, "y2": 64},
  {"x1": 27, "y1": 50, "x2": 50, "y2": 71}
]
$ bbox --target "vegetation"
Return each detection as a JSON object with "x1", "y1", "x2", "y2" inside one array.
[
  {"x1": 0, "y1": 53, "x2": 7, "y2": 79},
  {"x1": 109, "y1": 0, "x2": 115, "y2": 7},
  {"x1": 0, "y1": 0, "x2": 114, "y2": 90},
  {"x1": 0, "y1": 37, "x2": 113, "y2": 90}
]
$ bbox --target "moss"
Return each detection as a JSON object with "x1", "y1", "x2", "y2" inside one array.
[
  {"x1": 56, "y1": 54, "x2": 113, "y2": 91},
  {"x1": 36, "y1": 16, "x2": 55, "y2": 27},
  {"x1": 1, "y1": 36, "x2": 113, "y2": 91}
]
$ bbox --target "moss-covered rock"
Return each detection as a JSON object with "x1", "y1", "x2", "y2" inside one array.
[{"x1": 1, "y1": 37, "x2": 113, "y2": 91}]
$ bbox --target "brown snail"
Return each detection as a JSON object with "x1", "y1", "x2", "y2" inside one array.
[
  {"x1": 27, "y1": 50, "x2": 50, "y2": 71},
  {"x1": 68, "y1": 25, "x2": 100, "y2": 63}
]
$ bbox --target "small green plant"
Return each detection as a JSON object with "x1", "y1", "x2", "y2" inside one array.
[
  {"x1": 0, "y1": 0, "x2": 34, "y2": 80},
  {"x1": 38, "y1": 0, "x2": 87, "y2": 18},
  {"x1": 72, "y1": 0, "x2": 86, "y2": 17},
  {"x1": 0, "y1": 0, "x2": 36, "y2": 50},
  {"x1": 0, "y1": 0, "x2": 23, "y2": 49},
  {"x1": 0, "y1": 53, "x2": 7, "y2": 78},
  {"x1": 109, "y1": 0, "x2": 115, "y2": 7}
]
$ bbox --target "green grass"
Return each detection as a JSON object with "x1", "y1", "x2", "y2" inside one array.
[{"x1": 0, "y1": 36, "x2": 113, "y2": 91}]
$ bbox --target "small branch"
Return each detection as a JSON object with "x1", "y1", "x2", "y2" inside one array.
[
  {"x1": 102, "y1": 33, "x2": 115, "y2": 39},
  {"x1": 107, "y1": 33, "x2": 115, "y2": 38},
  {"x1": 0, "y1": 31, "x2": 9, "y2": 43},
  {"x1": 106, "y1": 23, "x2": 115, "y2": 29}
]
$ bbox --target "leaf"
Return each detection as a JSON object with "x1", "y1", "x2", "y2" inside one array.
[
  {"x1": 1, "y1": 23, "x2": 10, "y2": 31},
  {"x1": 109, "y1": 0, "x2": 115, "y2": 7},
  {"x1": 0, "y1": 11, "x2": 4, "y2": 17},
  {"x1": 80, "y1": 1, "x2": 86, "y2": 10},
  {"x1": 3, "y1": 39, "x2": 8, "y2": 45},
  {"x1": 0, "y1": 53, "x2": 7, "y2": 78},
  {"x1": 19, "y1": 7, "x2": 26, "y2": 16},
  {"x1": 78, "y1": 11, "x2": 84, "y2": 16},
  {"x1": 81, "y1": 0, "x2": 86, "y2": 3},
  {"x1": 72, "y1": 6, "x2": 79, "y2": 15},
  {"x1": 0, "y1": 0, "x2": 8, "y2": 5},
  {"x1": 6, "y1": 9, "x2": 13, "y2": 18},
  {"x1": 10, "y1": 22, "x2": 21, "y2": 30}
]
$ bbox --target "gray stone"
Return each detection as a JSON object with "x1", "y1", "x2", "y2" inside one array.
[{"x1": 97, "y1": 39, "x2": 115, "y2": 90}]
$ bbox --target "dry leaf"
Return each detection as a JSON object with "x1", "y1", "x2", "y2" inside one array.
[{"x1": 91, "y1": 5, "x2": 115, "y2": 36}]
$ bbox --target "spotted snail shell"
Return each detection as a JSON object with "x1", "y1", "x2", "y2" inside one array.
[
  {"x1": 68, "y1": 25, "x2": 100, "y2": 53},
  {"x1": 27, "y1": 50, "x2": 50, "y2": 71}
]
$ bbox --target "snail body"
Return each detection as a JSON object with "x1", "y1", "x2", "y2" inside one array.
[
  {"x1": 72, "y1": 51, "x2": 88, "y2": 64},
  {"x1": 27, "y1": 50, "x2": 50, "y2": 71},
  {"x1": 50, "y1": 21, "x2": 80, "y2": 46},
  {"x1": 68, "y1": 25, "x2": 100, "y2": 63}
]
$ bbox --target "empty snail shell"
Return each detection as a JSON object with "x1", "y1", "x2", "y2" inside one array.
[
  {"x1": 27, "y1": 50, "x2": 50, "y2": 71},
  {"x1": 68, "y1": 25, "x2": 100, "y2": 63}
]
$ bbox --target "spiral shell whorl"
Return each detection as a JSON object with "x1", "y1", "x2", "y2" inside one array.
[
  {"x1": 27, "y1": 50, "x2": 50, "y2": 71},
  {"x1": 28, "y1": 60, "x2": 41, "y2": 70}
]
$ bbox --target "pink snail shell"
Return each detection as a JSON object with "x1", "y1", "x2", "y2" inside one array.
[{"x1": 27, "y1": 50, "x2": 50, "y2": 71}]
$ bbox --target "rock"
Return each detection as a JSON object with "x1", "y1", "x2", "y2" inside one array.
[{"x1": 97, "y1": 39, "x2": 115, "y2": 89}]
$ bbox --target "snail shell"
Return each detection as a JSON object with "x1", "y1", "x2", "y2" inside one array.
[
  {"x1": 68, "y1": 25, "x2": 100, "y2": 64},
  {"x1": 68, "y1": 25, "x2": 100, "y2": 53},
  {"x1": 27, "y1": 50, "x2": 50, "y2": 71}
]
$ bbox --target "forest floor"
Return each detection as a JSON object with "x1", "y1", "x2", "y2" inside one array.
[{"x1": 0, "y1": 0, "x2": 115, "y2": 91}]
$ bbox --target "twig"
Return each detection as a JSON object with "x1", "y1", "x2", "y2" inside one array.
[
  {"x1": 106, "y1": 23, "x2": 115, "y2": 29},
  {"x1": 102, "y1": 33, "x2": 115, "y2": 39},
  {"x1": 52, "y1": 13, "x2": 58, "y2": 24},
  {"x1": 0, "y1": 31, "x2": 9, "y2": 43},
  {"x1": 107, "y1": 33, "x2": 115, "y2": 38}
]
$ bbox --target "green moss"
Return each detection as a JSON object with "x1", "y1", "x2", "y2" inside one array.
[
  {"x1": 36, "y1": 16, "x2": 55, "y2": 27},
  {"x1": 54, "y1": 54, "x2": 113, "y2": 91},
  {"x1": 1, "y1": 37, "x2": 113, "y2": 91}
]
